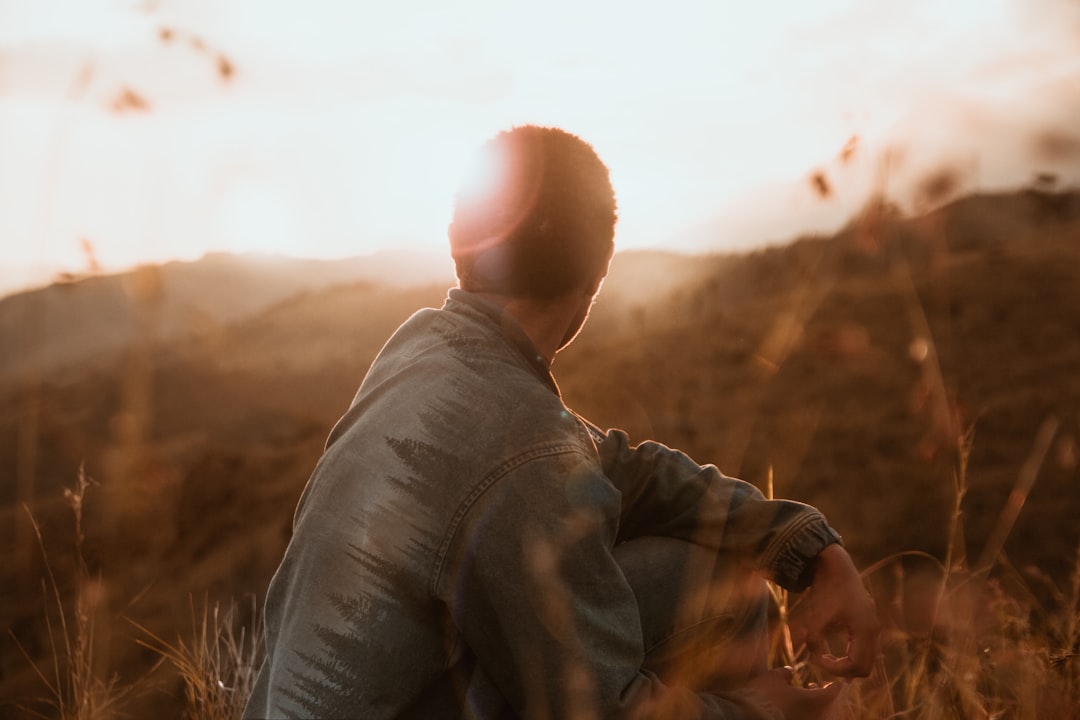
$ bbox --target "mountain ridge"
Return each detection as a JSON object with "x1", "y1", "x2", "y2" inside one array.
[
  {"x1": 0, "y1": 248, "x2": 455, "y2": 383},
  {"x1": 1, "y1": 187, "x2": 1078, "y2": 717}
]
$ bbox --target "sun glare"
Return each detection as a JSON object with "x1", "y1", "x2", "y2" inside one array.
[
  {"x1": 0, "y1": 1, "x2": 145, "y2": 45},
  {"x1": 214, "y1": 179, "x2": 298, "y2": 256},
  {"x1": 334, "y1": 111, "x2": 491, "y2": 253},
  {"x1": 453, "y1": 138, "x2": 504, "y2": 208},
  {"x1": 0, "y1": 0, "x2": 1073, "y2": 295}
]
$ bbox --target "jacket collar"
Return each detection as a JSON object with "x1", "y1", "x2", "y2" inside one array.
[{"x1": 445, "y1": 288, "x2": 561, "y2": 396}]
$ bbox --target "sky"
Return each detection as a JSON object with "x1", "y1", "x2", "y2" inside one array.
[{"x1": 1, "y1": 0, "x2": 1079, "y2": 296}]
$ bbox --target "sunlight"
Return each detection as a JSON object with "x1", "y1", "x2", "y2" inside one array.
[
  {"x1": 217, "y1": 0, "x2": 406, "y2": 62},
  {"x1": 0, "y1": 0, "x2": 1074, "y2": 296},
  {"x1": 453, "y1": 135, "x2": 505, "y2": 210},
  {"x1": 331, "y1": 105, "x2": 492, "y2": 253},
  {"x1": 214, "y1": 178, "x2": 298, "y2": 256},
  {"x1": 4, "y1": 3, "x2": 1080, "y2": 716},
  {"x1": 0, "y1": 0, "x2": 146, "y2": 45}
]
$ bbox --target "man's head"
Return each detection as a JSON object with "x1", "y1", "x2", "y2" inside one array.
[{"x1": 449, "y1": 126, "x2": 617, "y2": 300}]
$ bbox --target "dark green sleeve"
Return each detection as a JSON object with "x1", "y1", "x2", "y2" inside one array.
[
  {"x1": 596, "y1": 427, "x2": 841, "y2": 591},
  {"x1": 433, "y1": 449, "x2": 785, "y2": 720}
]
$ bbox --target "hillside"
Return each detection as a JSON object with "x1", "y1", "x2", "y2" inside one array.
[
  {"x1": 0, "y1": 249, "x2": 454, "y2": 383},
  {"x1": 560, "y1": 190, "x2": 1080, "y2": 574},
  {"x1": 1, "y1": 188, "x2": 1078, "y2": 717}
]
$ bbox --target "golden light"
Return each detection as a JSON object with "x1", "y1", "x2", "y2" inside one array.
[
  {"x1": 213, "y1": 179, "x2": 297, "y2": 256},
  {"x1": 1, "y1": 0, "x2": 1076, "y2": 295}
]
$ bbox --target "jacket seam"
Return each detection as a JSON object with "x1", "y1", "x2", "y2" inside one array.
[
  {"x1": 429, "y1": 443, "x2": 591, "y2": 597},
  {"x1": 759, "y1": 511, "x2": 822, "y2": 575}
]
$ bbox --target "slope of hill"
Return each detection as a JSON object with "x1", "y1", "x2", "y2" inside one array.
[
  {"x1": 560, "y1": 189, "x2": 1080, "y2": 575},
  {"x1": 1, "y1": 188, "x2": 1078, "y2": 717},
  {"x1": 0, "y1": 249, "x2": 453, "y2": 383}
]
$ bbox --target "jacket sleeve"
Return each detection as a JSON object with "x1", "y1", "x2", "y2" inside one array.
[
  {"x1": 595, "y1": 427, "x2": 841, "y2": 592},
  {"x1": 433, "y1": 448, "x2": 784, "y2": 720}
]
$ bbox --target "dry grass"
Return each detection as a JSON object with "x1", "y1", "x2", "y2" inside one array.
[
  {"x1": 12, "y1": 323, "x2": 1080, "y2": 718},
  {"x1": 14, "y1": 430, "x2": 1079, "y2": 719},
  {"x1": 761, "y1": 422, "x2": 1080, "y2": 719},
  {"x1": 129, "y1": 596, "x2": 263, "y2": 720},
  {"x1": 6, "y1": 189, "x2": 1079, "y2": 717},
  {"x1": 746, "y1": 190, "x2": 1080, "y2": 717},
  {"x1": 8, "y1": 470, "x2": 263, "y2": 720},
  {"x1": 759, "y1": 265, "x2": 1080, "y2": 717},
  {"x1": 8, "y1": 467, "x2": 135, "y2": 720}
]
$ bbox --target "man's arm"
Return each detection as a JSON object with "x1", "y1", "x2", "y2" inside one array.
[
  {"x1": 434, "y1": 449, "x2": 786, "y2": 720},
  {"x1": 596, "y1": 427, "x2": 880, "y2": 677},
  {"x1": 595, "y1": 428, "x2": 841, "y2": 592}
]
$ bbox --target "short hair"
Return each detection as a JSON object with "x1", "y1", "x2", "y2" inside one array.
[{"x1": 449, "y1": 125, "x2": 617, "y2": 299}]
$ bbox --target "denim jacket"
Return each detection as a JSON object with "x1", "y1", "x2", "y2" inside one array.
[{"x1": 245, "y1": 289, "x2": 841, "y2": 720}]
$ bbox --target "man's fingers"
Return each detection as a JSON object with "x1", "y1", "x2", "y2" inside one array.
[
  {"x1": 793, "y1": 609, "x2": 880, "y2": 677},
  {"x1": 795, "y1": 680, "x2": 846, "y2": 716},
  {"x1": 845, "y1": 633, "x2": 878, "y2": 677},
  {"x1": 817, "y1": 680, "x2": 845, "y2": 701},
  {"x1": 786, "y1": 597, "x2": 815, "y2": 644},
  {"x1": 811, "y1": 638, "x2": 877, "y2": 678},
  {"x1": 803, "y1": 632, "x2": 830, "y2": 664},
  {"x1": 816, "y1": 680, "x2": 846, "y2": 710},
  {"x1": 848, "y1": 611, "x2": 882, "y2": 676},
  {"x1": 815, "y1": 653, "x2": 856, "y2": 676}
]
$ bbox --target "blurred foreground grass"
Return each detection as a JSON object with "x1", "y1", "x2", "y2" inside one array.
[
  {"x1": 3, "y1": 189, "x2": 1079, "y2": 717},
  {"x1": 8, "y1": 426, "x2": 1079, "y2": 719}
]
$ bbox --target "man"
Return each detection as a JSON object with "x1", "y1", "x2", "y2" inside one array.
[{"x1": 245, "y1": 125, "x2": 879, "y2": 719}]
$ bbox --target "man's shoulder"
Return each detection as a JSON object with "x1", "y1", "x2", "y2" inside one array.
[
  {"x1": 376, "y1": 301, "x2": 549, "y2": 394},
  {"x1": 340, "y1": 303, "x2": 572, "y2": 439}
]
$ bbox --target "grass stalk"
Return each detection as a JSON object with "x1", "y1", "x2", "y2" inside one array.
[
  {"x1": 130, "y1": 595, "x2": 264, "y2": 720},
  {"x1": 8, "y1": 466, "x2": 131, "y2": 720}
]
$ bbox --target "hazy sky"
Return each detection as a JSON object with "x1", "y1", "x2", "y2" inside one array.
[{"x1": 1, "y1": 0, "x2": 1078, "y2": 294}]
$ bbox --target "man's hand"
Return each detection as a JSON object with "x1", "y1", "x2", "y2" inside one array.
[
  {"x1": 789, "y1": 544, "x2": 880, "y2": 678},
  {"x1": 743, "y1": 667, "x2": 844, "y2": 720}
]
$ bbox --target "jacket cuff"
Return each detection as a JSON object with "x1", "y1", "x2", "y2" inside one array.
[{"x1": 766, "y1": 514, "x2": 843, "y2": 592}]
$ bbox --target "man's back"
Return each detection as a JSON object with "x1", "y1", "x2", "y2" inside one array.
[
  {"x1": 245, "y1": 125, "x2": 879, "y2": 720},
  {"x1": 245, "y1": 290, "x2": 596, "y2": 718}
]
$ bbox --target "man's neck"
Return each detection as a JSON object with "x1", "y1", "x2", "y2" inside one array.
[{"x1": 471, "y1": 290, "x2": 591, "y2": 368}]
